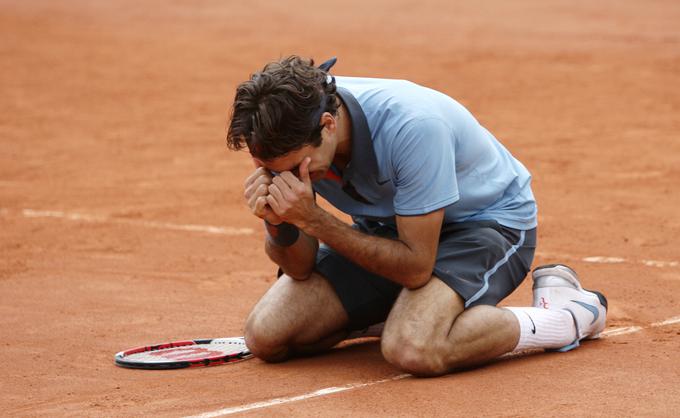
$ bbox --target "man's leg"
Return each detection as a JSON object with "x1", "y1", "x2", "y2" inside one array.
[
  {"x1": 244, "y1": 272, "x2": 350, "y2": 362},
  {"x1": 246, "y1": 236, "x2": 404, "y2": 362},
  {"x1": 381, "y1": 277, "x2": 520, "y2": 376},
  {"x1": 381, "y1": 266, "x2": 608, "y2": 377},
  {"x1": 380, "y1": 223, "x2": 531, "y2": 376}
]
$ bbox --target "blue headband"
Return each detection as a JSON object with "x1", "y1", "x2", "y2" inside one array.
[{"x1": 310, "y1": 57, "x2": 338, "y2": 125}]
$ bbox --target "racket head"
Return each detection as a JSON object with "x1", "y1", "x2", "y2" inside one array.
[{"x1": 115, "y1": 337, "x2": 252, "y2": 370}]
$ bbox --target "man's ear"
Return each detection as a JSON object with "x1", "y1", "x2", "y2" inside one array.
[{"x1": 320, "y1": 112, "x2": 336, "y2": 133}]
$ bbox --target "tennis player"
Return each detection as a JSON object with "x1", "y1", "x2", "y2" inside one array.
[{"x1": 226, "y1": 56, "x2": 608, "y2": 376}]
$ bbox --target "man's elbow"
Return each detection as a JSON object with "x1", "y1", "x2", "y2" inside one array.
[
  {"x1": 287, "y1": 269, "x2": 313, "y2": 281},
  {"x1": 402, "y1": 270, "x2": 433, "y2": 290}
]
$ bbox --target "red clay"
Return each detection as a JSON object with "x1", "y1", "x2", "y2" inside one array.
[{"x1": 1, "y1": 0, "x2": 679, "y2": 416}]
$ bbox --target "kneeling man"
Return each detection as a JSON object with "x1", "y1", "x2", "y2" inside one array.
[{"x1": 226, "y1": 56, "x2": 607, "y2": 376}]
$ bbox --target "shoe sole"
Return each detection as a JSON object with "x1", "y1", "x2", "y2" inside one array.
[{"x1": 532, "y1": 264, "x2": 581, "y2": 289}]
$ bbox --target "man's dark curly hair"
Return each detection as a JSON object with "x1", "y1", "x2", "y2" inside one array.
[{"x1": 226, "y1": 56, "x2": 339, "y2": 161}]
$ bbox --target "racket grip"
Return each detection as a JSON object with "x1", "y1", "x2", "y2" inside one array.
[{"x1": 264, "y1": 220, "x2": 300, "y2": 247}]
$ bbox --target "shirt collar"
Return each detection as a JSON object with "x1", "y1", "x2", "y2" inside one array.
[{"x1": 336, "y1": 87, "x2": 386, "y2": 183}]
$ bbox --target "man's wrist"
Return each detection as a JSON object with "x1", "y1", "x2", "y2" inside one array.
[
  {"x1": 298, "y1": 207, "x2": 328, "y2": 239},
  {"x1": 264, "y1": 220, "x2": 300, "y2": 247}
]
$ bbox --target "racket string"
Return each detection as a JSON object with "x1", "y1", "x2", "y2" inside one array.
[{"x1": 121, "y1": 339, "x2": 249, "y2": 363}]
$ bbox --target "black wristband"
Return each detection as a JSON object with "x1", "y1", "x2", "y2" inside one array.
[{"x1": 264, "y1": 220, "x2": 300, "y2": 247}]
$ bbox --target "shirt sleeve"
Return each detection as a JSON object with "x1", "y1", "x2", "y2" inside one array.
[{"x1": 390, "y1": 117, "x2": 459, "y2": 216}]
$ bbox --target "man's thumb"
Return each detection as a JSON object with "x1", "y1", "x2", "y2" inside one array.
[{"x1": 300, "y1": 157, "x2": 312, "y2": 186}]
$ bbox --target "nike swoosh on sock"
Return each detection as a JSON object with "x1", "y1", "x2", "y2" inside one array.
[{"x1": 525, "y1": 312, "x2": 537, "y2": 334}]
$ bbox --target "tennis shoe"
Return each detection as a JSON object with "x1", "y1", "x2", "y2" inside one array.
[{"x1": 532, "y1": 264, "x2": 608, "y2": 352}]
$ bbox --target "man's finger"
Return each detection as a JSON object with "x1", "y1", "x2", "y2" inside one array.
[
  {"x1": 299, "y1": 157, "x2": 312, "y2": 187},
  {"x1": 248, "y1": 184, "x2": 269, "y2": 209},
  {"x1": 265, "y1": 195, "x2": 281, "y2": 215},
  {"x1": 245, "y1": 175, "x2": 272, "y2": 200},
  {"x1": 272, "y1": 175, "x2": 297, "y2": 200},
  {"x1": 244, "y1": 167, "x2": 269, "y2": 188},
  {"x1": 254, "y1": 196, "x2": 269, "y2": 216},
  {"x1": 268, "y1": 184, "x2": 286, "y2": 204},
  {"x1": 277, "y1": 171, "x2": 300, "y2": 188}
]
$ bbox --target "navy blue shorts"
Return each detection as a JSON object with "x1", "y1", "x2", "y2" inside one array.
[{"x1": 312, "y1": 220, "x2": 537, "y2": 331}]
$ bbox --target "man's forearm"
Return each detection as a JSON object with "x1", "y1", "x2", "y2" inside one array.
[
  {"x1": 300, "y1": 209, "x2": 432, "y2": 288},
  {"x1": 265, "y1": 229, "x2": 318, "y2": 280}
]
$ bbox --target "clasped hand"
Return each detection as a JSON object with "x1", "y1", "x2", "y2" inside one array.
[{"x1": 243, "y1": 157, "x2": 316, "y2": 228}]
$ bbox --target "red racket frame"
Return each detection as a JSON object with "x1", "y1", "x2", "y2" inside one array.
[{"x1": 115, "y1": 338, "x2": 252, "y2": 370}]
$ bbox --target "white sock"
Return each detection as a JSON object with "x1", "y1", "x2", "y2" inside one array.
[{"x1": 506, "y1": 307, "x2": 577, "y2": 351}]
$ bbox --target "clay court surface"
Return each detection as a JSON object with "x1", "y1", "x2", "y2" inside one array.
[{"x1": 1, "y1": 0, "x2": 679, "y2": 416}]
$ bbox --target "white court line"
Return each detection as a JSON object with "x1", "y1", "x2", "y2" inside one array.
[
  {"x1": 601, "y1": 326, "x2": 643, "y2": 337},
  {"x1": 585, "y1": 257, "x2": 679, "y2": 269},
  {"x1": 536, "y1": 251, "x2": 680, "y2": 269},
  {"x1": 5, "y1": 208, "x2": 680, "y2": 267},
  {"x1": 582, "y1": 256, "x2": 626, "y2": 264},
  {"x1": 184, "y1": 374, "x2": 410, "y2": 418},
  {"x1": 16, "y1": 209, "x2": 254, "y2": 236},
  {"x1": 651, "y1": 316, "x2": 680, "y2": 327},
  {"x1": 184, "y1": 315, "x2": 680, "y2": 418},
  {"x1": 643, "y1": 260, "x2": 680, "y2": 268}
]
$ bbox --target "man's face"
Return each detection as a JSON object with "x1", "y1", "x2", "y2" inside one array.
[
  {"x1": 254, "y1": 139, "x2": 335, "y2": 183},
  {"x1": 253, "y1": 114, "x2": 338, "y2": 182}
]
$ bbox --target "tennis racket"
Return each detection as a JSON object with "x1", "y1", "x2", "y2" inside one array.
[{"x1": 115, "y1": 337, "x2": 252, "y2": 370}]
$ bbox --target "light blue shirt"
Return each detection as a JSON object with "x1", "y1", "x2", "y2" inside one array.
[{"x1": 312, "y1": 76, "x2": 537, "y2": 231}]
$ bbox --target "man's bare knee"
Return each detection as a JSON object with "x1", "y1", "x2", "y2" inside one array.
[
  {"x1": 381, "y1": 303, "x2": 511, "y2": 375},
  {"x1": 381, "y1": 330, "x2": 449, "y2": 377},
  {"x1": 242, "y1": 274, "x2": 302, "y2": 362},
  {"x1": 243, "y1": 272, "x2": 349, "y2": 362},
  {"x1": 380, "y1": 278, "x2": 466, "y2": 376},
  {"x1": 244, "y1": 308, "x2": 291, "y2": 362}
]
